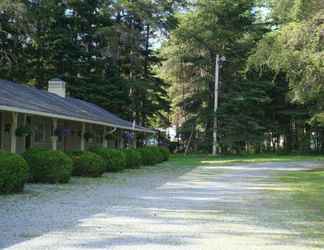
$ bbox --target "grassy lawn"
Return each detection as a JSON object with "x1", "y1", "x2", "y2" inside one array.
[
  {"x1": 278, "y1": 169, "x2": 324, "y2": 242},
  {"x1": 171, "y1": 153, "x2": 324, "y2": 166},
  {"x1": 280, "y1": 170, "x2": 324, "y2": 216},
  {"x1": 171, "y1": 153, "x2": 324, "y2": 216},
  {"x1": 171, "y1": 153, "x2": 324, "y2": 241}
]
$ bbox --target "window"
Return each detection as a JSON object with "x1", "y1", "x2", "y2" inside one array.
[
  {"x1": 34, "y1": 118, "x2": 51, "y2": 143},
  {"x1": 93, "y1": 125, "x2": 103, "y2": 144}
]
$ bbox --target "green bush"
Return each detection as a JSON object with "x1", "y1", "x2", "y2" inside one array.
[
  {"x1": 124, "y1": 149, "x2": 142, "y2": 169},
  {"x1": 154, "y1": 146, "x2": 165, "y2": 163},
  {"x1": 23, "y1": 149, "x2": 73, "y2": 184},
  {"x1": 91, "y1": 148, "x2": 126, "y2": 172},
  {"x1": 0, "y1": 152, "x2": 29, "y2": 194},
  {"x1": 137, "y1": 146, "x2": 170, "y2": 165},
  {"x1": 159, "y1": 147, "x2": 170, "y2": 161},
  {"x1": 137, "y1": 147, "x2": 154, "y2": 166},
  {"x1": 67, "y1": 151, "x2": 105, "y2": 177},
  {"x1": 138, "y1": 146, "x2": 163, "y2": 165}
]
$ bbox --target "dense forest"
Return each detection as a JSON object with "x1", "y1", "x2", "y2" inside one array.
[
  {"x1": 161, "y1": 0, "x2": 324, "y2": 154},
  {"x1": 0, "y1": 0, "x2": 323, "y2": 154},
  {"x1": 0, "y1": 0, "x2": 185, "y2": 128}
]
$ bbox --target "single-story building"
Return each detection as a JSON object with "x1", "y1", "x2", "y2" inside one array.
[{"x1": 0, "y1": 78, "x2": 155, "y2": 154}]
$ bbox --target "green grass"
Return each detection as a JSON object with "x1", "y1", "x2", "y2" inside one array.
[
  {"x1": 280, "y1": 170, "x2": 324, "y2": 214},
  {"x1": 170, "y1": 153, "x2": 324, "y2": 240},
  {"x1": 170, "y1": 153, "x2": 324, "y2": 166},
  {"x1": 278, "y1": 169, "x2": 324, "y2": 242}
]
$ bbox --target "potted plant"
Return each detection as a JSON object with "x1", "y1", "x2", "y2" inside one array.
[{"x1": 15, "y1": 127, "x2": 33, "y2": 137}]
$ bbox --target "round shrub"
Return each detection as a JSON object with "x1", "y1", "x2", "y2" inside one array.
[
  {"x1": 124, "y1": 149, "x2": 142, "y2": 169},
  {"x1": 151, "y1": 146, "x2": 164, "y2": 163},
  {"x1": 138, "y1": 147, "x2": 162, "y2": 166},
  {"x1": 0, "y1": 152, "x2": 29, "y2": 194},
  {"x1": 67, "y1": 151, "x2": 105, "y2": 177},
  {"x1": 159, "y1": 147, "x2": 170, "y2": 161},
  {"x1": 137, "y1": 147, "x2": 153, "y2": 166},
  {"x1": 91, "y1": 148, "x2": 126, "y2": 172},
  {"x1": 23, "y1": 149, "x2": 73, "y2": 184}
]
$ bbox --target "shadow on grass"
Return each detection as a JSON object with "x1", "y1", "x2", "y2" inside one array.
[{"x1": 171, "y1": 153, "x2": 324, "y2": 166}]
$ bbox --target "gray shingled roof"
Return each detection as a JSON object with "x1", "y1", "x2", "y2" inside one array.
[{"x1": 0, "y1": 80, "x2": 154, "y2": 133}]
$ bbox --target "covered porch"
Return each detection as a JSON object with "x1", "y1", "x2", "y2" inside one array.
[
  {"x1": 0, "y1": 110, "x2": 143, "y2": 154},
  {"x1": 0, "y1": 79, "x2": 155, "y2": 154}
]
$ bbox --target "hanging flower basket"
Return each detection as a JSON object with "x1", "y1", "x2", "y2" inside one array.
[{"x1": 15, "y1": 127, "x2": 33, "y2": 137}]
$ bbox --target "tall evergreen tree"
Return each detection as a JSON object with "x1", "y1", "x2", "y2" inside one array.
[
  {"x1": 161, "y1": 0, "x2": 270, "y2": 153},
  {"x1": 0, "y1": 0, "x2": 182, "y2": 128}
]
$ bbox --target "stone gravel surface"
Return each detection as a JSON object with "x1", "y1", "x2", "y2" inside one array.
[{"x1": 1, "y1": 161, "x2": 324, "y2": 250}]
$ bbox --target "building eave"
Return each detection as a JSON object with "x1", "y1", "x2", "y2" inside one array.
[{"x1": 0, "y1": 105, "x2": 156, "y2": 134}]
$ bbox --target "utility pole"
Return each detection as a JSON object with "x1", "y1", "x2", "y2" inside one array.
[{"x1": 212, "y1": 55, "x2": 220, "y2": 156}]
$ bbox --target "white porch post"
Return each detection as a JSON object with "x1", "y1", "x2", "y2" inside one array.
[
  {"x1": 103, "y1": 127, "x2": 108, "y2": 148},
  {"x1": 81, "y1": 123, "x2": 86, "y2": 151},
  {"x1": 11, "y1": 112, "x2": 18, "y2": 153},
  {"x1": 52, "y1": 118, "x2": 58, "y2": 151}
]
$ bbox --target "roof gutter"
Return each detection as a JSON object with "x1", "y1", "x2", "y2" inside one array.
[{"x1": 0, "y1": 105, "x2": 156, "y2": 134}]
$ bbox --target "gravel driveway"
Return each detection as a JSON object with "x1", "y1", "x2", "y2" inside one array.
[{"x1": 1, "y1": 160, "x2": 324, "y2": 250}]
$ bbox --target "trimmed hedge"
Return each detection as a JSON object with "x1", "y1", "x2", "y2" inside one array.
[
  {"x1": 91, "y1": 148, "x2": 127, "y2": 172},
  {"x1": 138, "y1": 147, "x2": 154, "y2": 166},
  {"x1": 67, "y1": 151, "x2": 105, "y2": 177},
  {"x1": 124, "y1": 149, "x2": 142, "y2": 169},
  {"x1": 159, "y1": 147, "x2": 170, "y2": 161},
  {"x1": 0, "y1": 152, "x2": 29, "y2": 194},
  {"x1": 138, "y1": 146, "x2": 164, "y2": 166},
  {"x1": 23, "y1": 149, "x2": 73, "y2": 184}
]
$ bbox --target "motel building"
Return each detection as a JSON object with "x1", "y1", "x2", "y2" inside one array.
[{"x1": 0, "y1": 78, "x2": 154, "y2": 154}]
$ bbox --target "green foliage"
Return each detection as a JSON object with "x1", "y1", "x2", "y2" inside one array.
[
  {"x1": 172, "y1": 153, "x2": 324, "y2": 166},
  {"x1": 159, "y1": 147, "x2": 171, "y2": 161},
  {"x1": 267, "y1": 0, "x2": 324, "y2": 23},
  {"x1": 246, "y1": 1, "x2": 324, "y2": 154},
  {"x1": 91, "y1": 148, "x2": 127, "y2": 172},
  {"x1": 0, "y1": 151, "x2": 29, "y2": 194},
  {"x1": 23, "y1": 149, "x2": 73, "y2": 184},
  {"x1": 2, "y1": 0, "x2": 322, "y2": 155},
  {"x1": 15, "y1": 126, "x2": 32, "y2": 137},
  {"x1": 280, "y1": 169, "x2": 324, "y2": 223},
  {"x1": 138, "y1": 147, "x2": 156, "y2": 165},
  {"x1": 67, "y1": 151, "x2": 105, "y2": 178},
  {"x1": 138, "y1": 146, "x2": 165, "y2": 165},
  {"x1": 0, "y1": 0, "x2": 178, "y2": 128},
  {"x1": 160, "y1": 0, "x2": 269, "y2": 153},
  {"x1": 124, "y1": 149, "x2": 142, "y2": 169},
  {"x1": 249, "y1": 12, "x2": 324, "y2": 104}
]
